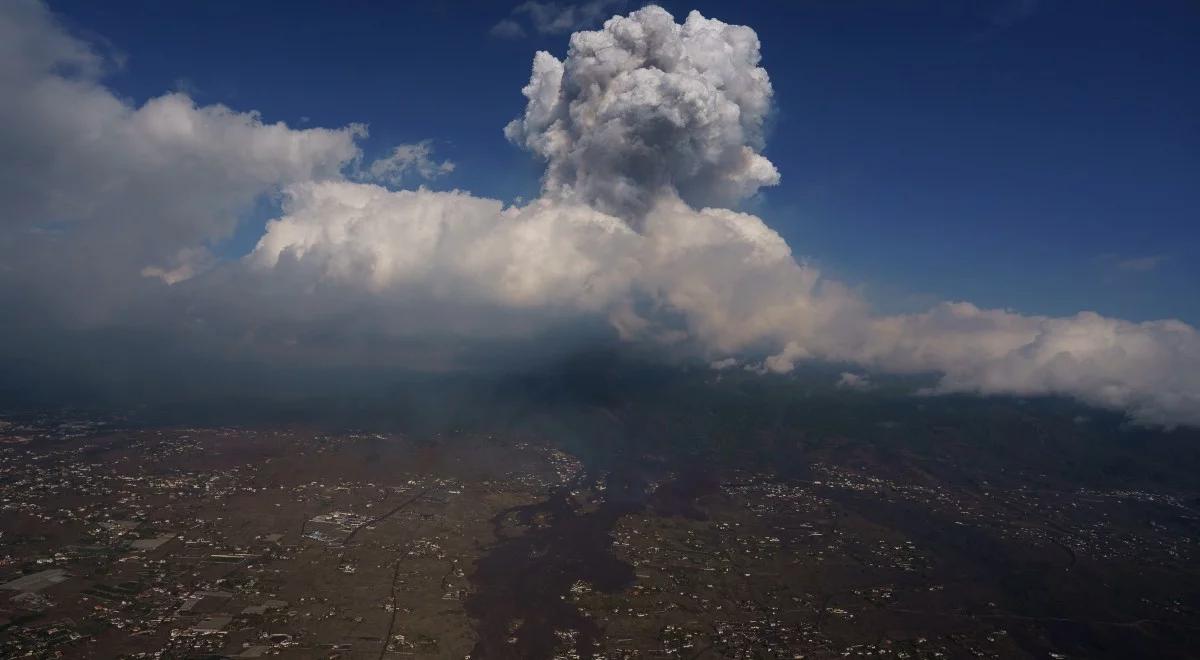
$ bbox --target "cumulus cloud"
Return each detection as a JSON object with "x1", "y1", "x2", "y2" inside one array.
[
  {"x1": 362, "y1": 141, "x2": 455, "y2": 186},
  {"x1": 0, "y1": 0, "x2": 362, "y2": 321},
  {"x1": 240, "y1": 178, "x2": 1200, "y2": 427},
  {"x1": 848, "y1": 304, "x2": 1200, "y2": 426},
  {"x1": 2, "y1": 1, "x2": 1198, "y2": 428},
  {"x1": 250, "y1": 182, "x2": 637, "y2": 311},
  {"x1": 504, "y1": 6, "x2": 779, "y2": 219}
]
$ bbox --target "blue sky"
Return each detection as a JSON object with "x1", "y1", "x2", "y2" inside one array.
[{"x1": 48, "y1": 0, "x2": 1200, "y2": 324}]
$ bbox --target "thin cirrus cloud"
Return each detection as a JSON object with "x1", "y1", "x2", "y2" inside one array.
[
  {"x1": 837, "y1": 372, "x2": 873, "y2": 391},
  {"x1": 490, "y1": 0, "x2": 626, "y2": 38},
  {"x1": 1116, "y1": 255, "x2": 1170, "y2": 273},
  {"x1": 1, "y1": 1, "x2": 1199, "y2": 428}
]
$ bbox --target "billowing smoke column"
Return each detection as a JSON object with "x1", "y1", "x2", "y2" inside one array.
[
  {"x1": 505, "y1": 7, "x2": 780, "y2": 219},
  {"x1": 1, "y1": 2, "x2": 1198, "y2": 427}
]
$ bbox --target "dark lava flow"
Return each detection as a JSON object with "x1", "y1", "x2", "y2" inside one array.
[{"x1": 465, "y1": 455, "x2": 718, "y2": 659}]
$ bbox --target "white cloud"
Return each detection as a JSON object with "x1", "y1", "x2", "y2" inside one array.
[
  {"x1": 853, "y1": 305, "x2": 1200, "y2": 427},
  {"x1": 0, "y1": 0, "x2": 362, "y2": 322},
  {"x1": 250, "y1": 181, "x2": 637, "y2": 311},
  {"x1": 490, "y1": 18, "x2": 527, "y2": 39},
  {"x1": 837, "y1": 372, "x2": 872, "y2": 390},
  {"x1": 363, "y1": 141, "x2": 455, "y2": 186},
  {"x1": 140, "y1": 246, "x2": 215, "y2": 285},
  {"x1": 241, "y1": 177, "x2": 1200, "y2": 427},
  {"x1": 2, "y1": 1, "x2": 1198, "y2": 428}
]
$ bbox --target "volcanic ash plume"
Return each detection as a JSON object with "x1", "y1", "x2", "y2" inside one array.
[{"x1": 504, "y1": 7, "x2": 780, "y2": 220}]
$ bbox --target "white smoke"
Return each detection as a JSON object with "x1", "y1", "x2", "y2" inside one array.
[{"x1": 2, "y1": 1, "x2": 1198, "y2": 428}]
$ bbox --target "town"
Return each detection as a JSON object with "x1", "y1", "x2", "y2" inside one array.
[{"x1": 1, "y1": 412, "x2": 1198, "y2": 658}]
